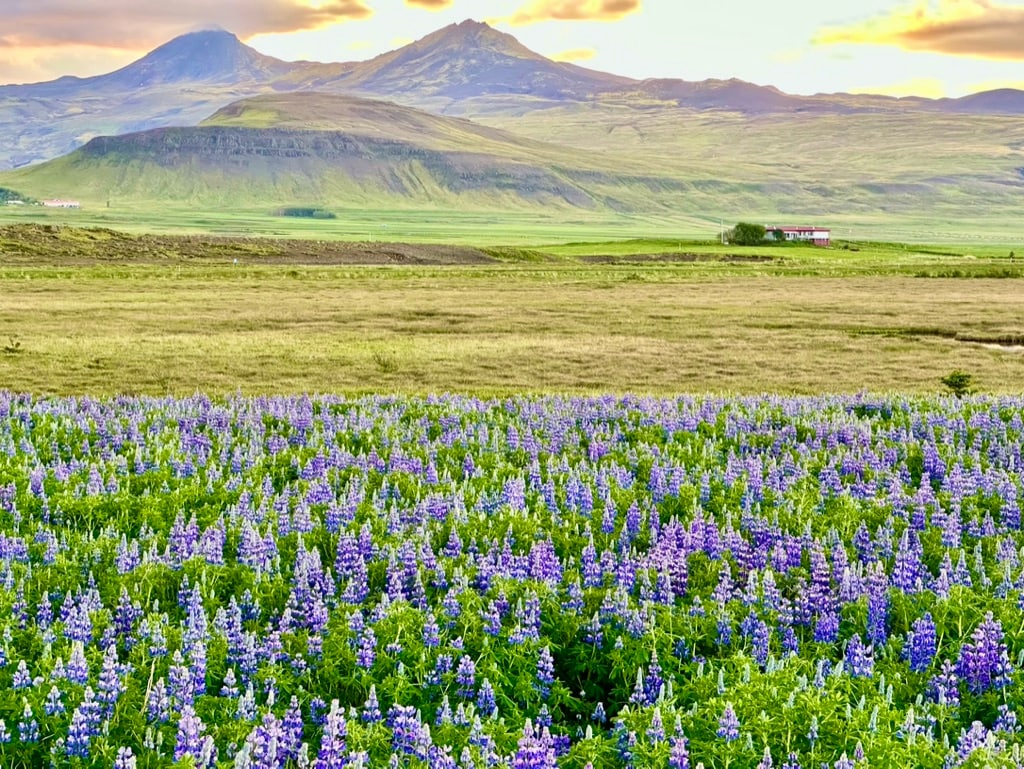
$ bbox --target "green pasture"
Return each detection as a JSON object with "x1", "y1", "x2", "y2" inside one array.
[{"x1": 3, "y1": 203, "x2": 1024, "y2": 247}]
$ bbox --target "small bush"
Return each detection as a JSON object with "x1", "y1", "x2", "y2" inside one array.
[{"x1": 941, "y1": 369, "x2": 974, "y2": 397}]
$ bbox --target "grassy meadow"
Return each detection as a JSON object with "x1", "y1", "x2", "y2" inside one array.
[{"x1": 0, "y1": 226, "x2": 1022, "y2": 396}]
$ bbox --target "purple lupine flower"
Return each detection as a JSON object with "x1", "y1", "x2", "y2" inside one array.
[
  {"x1": 67, "y1": 642, "x2": 89, "y2": 685},
  {"x1": 477, "y1": 677, "x2": 498, "y2": 718},
  {"x1": 66, "y1": 706, "x2": 93, "y2": 758},
  {"x1": 781, "y1": 752, "x2": 801, "y2": 769},
  {"x1": 647, "y1": 706, "x2": 665, "y2": 742},
  {"x1": 79, "y1": 686, "x2": 103, "y2": 732},
  {"x1": 717, "y1": 703, "x2": 740, "y2": 742},
  {"x1": 168, "y1": 650, "x2": 194, "y2": 707},
  {"x1": 220, "y1": 668, "x2": 239, "y2": 699},
  {"x1": 97, "y1": 644, "x2": 123, "y2": 716},
  {"x1": 44, "y1": 686, "x2": 64, "y2": 716},
  {"x1": 957, "y1": 612, "x2": 1013, "y2": 694},
  {"x1": 645, "y1": 648, "x2": 664, "y2": 703},
  {"x1": 669, "y1": 733, "x2": 690, "y2": 769},
  {"x1": 435, "y1": 696, "x2": 452, "y2": 727},
  {"x1": 756, "y1": 746, "x2": 774, "y2": 769},
  {"x1": 389, "y1": 704, "x2": 423, "y2": 756},
  {"x1": 865, "y1": 561, "x2": 889, "y2": 646},
  {"x1": 422, "y1": 612, "x2": 440, "y2": 648},
  {"x1": 12, "y1": 660, "x2": 31, "y2": 689},
  {"x1": 455, "y1": 654, "x2": 476, "y2": 700},
  {"x1": 905, "y1": 613, "x2": 937, "y2": 673},
  {"x1": 17, "y1": 702, "x2": 38, "y2": 743},
  {"x1": 249, "y1": 712, "x2": 284, "y2": 769},
  {"x1": 807, "y1": 715, "x2": 819, "y2": 746},
  {"x1": 928, "y1": 659, "x2": 961, "y2": 706},
  {"x1": 537, "y1": 704, "x2": 553, "y2": 729},
  {"x1": 892, "y1": 529, "x2": 923, "y2": 592},
  {"x1": 279, "y1": 696, "x2": 304, "y2": 760},
  {"x1": 536, "y1": 646, "x2": 555, "y2": 698},
  {"x1": 629, "y1": 666, "x2": 648, "y2": 706},
  {"x1": 147, "y1": 678, "x2": 171, "y2": 723},
  {"x1": 845, "y1": 635, "x2": 874, "y2": 678},
  {"x1": 356, "y1": 628, "x2": 376, "y2": 669},
  {"x1": 949, "y1": 721, "x2": 1004, "y2": 768},
  {"x1": 482, "y1": 601, "x2": 503, "y2": 637},
  {"x1": 994, "y1": 704, "x2": 1020, "y2": 734},
  {"x1": 64, "y1": 602, "x2": 93, "y2": 644},
  {"x1": 315, "y1": 701, "x2": 349, "y2": 769},
  {"x1": 115, "y1": 588, "x2": 142, "y2": 643},
  {"x1": 750, "y1": 617, "x2": 771, "y2": 667},
  {"x1": 174, "y1": 704, "x2": 207, "y2": 764},
  {"x1": 833, "y1": 753, "x2": 855, "y2": 769},
  {"x1": 362, "y1": 684, "x2": 381, "y2": 723},
  {"x1": 512, "y1": 720, "x2": 557, "y2": 769},
  {"x1": 113, "y1": 746, "x2": 137, "y2": 769}
]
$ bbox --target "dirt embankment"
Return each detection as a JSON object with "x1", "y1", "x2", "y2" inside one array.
[
  {"x1": 0, "y1": 224, "x2": 496, "y2": 265},
  {"x1": 580, "y1": 253, "x2": 778, "y2": 264}
]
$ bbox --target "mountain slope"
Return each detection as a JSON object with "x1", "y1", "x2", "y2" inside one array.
[
  {"x1": 202, "y1": 92, "x2": 567, "y2": 157},
  {"x1": 5, "y1": 90, "x2": 1024, "y2": 227},
  {"x1": 0, "y1": 30, "x2": 295, "y2": 169},
  {"x1": 287, "y1": 20, "x2": 633, "y2": 102},
  {"x1": 0, "y1": 95, "x2": 624, "y2": 210}
]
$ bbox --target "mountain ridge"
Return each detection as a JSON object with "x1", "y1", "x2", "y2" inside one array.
[{"x1": 4, "y1": 19, "x2": 1024, "y2": 170}]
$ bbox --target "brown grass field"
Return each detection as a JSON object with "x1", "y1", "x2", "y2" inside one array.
[{"x1": 1, "y1": 240, "x2": 1021, "y2": 395}]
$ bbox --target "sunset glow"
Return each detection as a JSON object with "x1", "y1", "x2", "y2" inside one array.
[{"x1": 3, "y1": 0, "x2": 1024, "y2": 97}]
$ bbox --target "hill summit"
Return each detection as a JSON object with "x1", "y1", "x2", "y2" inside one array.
[{"x1": 96, "y1": 29, "x2": 296, "y2": 88}]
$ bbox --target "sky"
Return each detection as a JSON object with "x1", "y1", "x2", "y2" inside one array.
[{"x1": 2, "y1": 0, "x2": 1024, "y2": 98}]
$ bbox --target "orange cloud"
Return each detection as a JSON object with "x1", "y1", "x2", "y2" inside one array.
[
  {"x1": 0, "y1": 0, "x2": 373, "y2": 49},
  {"x1": 505, "y1": 0, "x2": 641, "y2": 25},
  {"x1": 551, "y1": 47, "x2": 597, "y2": 62},
  {"x1": 814, "y1": 0, "x2": 1024, "y2": 59},
  {"x1": 405, "y1": 0, "x2": 453, "y2": 8}
]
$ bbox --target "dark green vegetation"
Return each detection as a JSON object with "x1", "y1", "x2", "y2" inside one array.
[
  {"x1": 730, "y1": 223, "x2": 768, "y2": 246},
  {"x1": 0, "y1": 187, "x2": 32, "y2": 204},
  {"x1": 273, "y1": 208, "x2": 337, "y2": 220},
  {"x1": 0, "y1": 225, "x2": 1022, "y2": 396}
]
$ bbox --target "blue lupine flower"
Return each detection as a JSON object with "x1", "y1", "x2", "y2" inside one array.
[{"x1": 718, "y1": 703, "x2": 740, "y2": 742}]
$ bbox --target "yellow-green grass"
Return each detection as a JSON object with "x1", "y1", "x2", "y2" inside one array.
[
  {"x1": 0, "y1": 205, "x2": 720, "y2": 244},
  {"x1": 1, "y1": 261, "x2": 1021, "y2": 396}
]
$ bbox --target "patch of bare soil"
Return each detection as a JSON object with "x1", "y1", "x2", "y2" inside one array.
[
  {"x1": 0, "y1": 224, "x2": 496, "y2": 265},
  {"x1": 580, "y1": 252, "x2": 779, "y2": 264}
]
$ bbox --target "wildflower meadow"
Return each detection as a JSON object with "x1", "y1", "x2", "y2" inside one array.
[{"x1": 0, "y1": 392, "x2": 1022, "y2": 768}]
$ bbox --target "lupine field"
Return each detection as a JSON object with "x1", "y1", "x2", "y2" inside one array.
[{"x1": 0, "y1": 392, "x2": 1023, "y2": 769}]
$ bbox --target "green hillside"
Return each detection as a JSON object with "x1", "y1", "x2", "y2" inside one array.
[{"x1": 3, "y1": 91, "x2": 1024, "y2": 240}]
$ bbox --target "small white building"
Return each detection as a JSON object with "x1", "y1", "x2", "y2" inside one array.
[
  {"x1": 4, "y1": 200, "x2": 25, "y2": 206},
  {"x1": 766, "y1": 226, "x2": 831, "y2": 247},
  {"x1": 42, "y1": 199, "x2": 81, "y2": 209}
]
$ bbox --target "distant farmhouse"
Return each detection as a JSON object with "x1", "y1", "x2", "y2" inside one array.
[
  {"x1": 41, "y1": 199, "x2": 81, "y2": 209},
  {"x1": 768, "y1": 226, "x2": 831, "y2": 247}
]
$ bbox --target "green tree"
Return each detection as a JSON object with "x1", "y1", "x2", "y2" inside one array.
[
  {"x1": 941, "y1": 370, "x2": 974, "y2": 397},
  {"x1": 731, "y1": 222, "x2": 766, "y2": 246}
]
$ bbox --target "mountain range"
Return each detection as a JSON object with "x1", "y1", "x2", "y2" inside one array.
[
  {"x1": 4, "y1": 20, "x2": 1024, "y2": 172},
  {"x1": 1, "y1": 21, "x2": 1023, "y2": 229}
]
